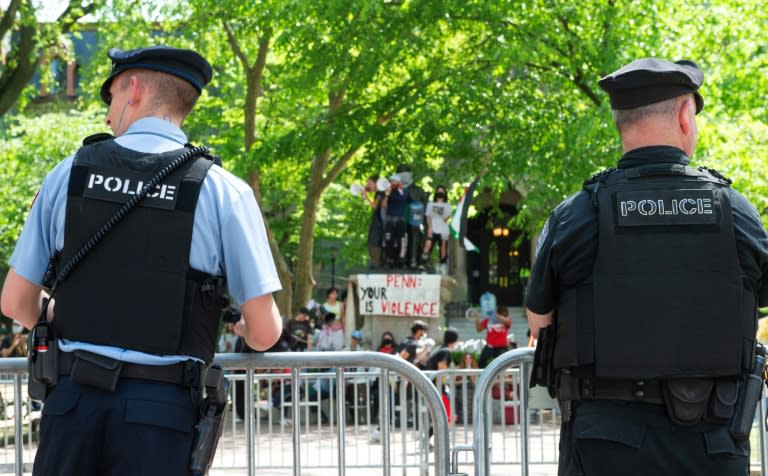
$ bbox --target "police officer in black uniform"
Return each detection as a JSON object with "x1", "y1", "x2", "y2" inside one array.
[{"x1": 526, "y1": 58, "x2": 768, "y2": 476}]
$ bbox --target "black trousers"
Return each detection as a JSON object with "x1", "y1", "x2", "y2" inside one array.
[
  {"x1": 559, "y1": 400, "x2": 749, "y2": 476},
  {"x1": 34, "y1": 376, "x2": 197, "y2": 476}
]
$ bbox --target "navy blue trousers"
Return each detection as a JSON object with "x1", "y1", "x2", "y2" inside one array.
[
  {"x1": 33, "y1": 376, "x2": 198, "y2": 476},
  {"x1": 559, "y1": 400, "x2": 749, "y2": 476}
]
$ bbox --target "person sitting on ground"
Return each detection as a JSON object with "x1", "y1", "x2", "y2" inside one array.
[
  {"x1": 349, "y1": 329, "x2": 366, "y2": 351},
  {"x1": 285, "y1": 306, "x2": 313, "y2": 351},
  {"x1": 378, "y1": 331, "x2": 397, "y2": 354}
]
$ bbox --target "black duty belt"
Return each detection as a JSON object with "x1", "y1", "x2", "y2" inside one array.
[
  {"x1": 59, "y1": 350, "x2": 205, "y2": 389},
  {"x1": 558, "y1": 371, "x2": 664, "y2": 405}
]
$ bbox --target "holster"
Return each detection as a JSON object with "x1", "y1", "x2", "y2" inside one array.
[
  {"x1": 530, "y1": 324, "x2": 556, "y2": 398},
  {"x1": 190, "y1": 365, "x2": 229, "y2": 476},
  {"x1": 729, "y1": 349, "x2": 765, "y2": 440}
]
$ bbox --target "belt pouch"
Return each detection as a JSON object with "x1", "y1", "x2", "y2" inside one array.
[
  {"x1": 662, "y1": 378, "x2": 713, "y2": 426},
  {"x1": 70, "y1": 350, "x2": 124, "y2": 392},
  {"x1": 706, "y1": 379, "x2": 738, "y2": 424}
]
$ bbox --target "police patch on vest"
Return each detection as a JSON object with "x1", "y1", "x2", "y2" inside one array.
[
  {"x1": 81, "y1": 166, "x2": 181, "y2": 210},
  {"x1": 615, "y1": 189, "x2": 718, "y2": 227}
]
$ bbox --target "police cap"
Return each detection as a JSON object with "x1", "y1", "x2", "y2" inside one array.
[
  {"x1": 598, "y1": 58, "x2": 704, "y2": 114},
  {"x1": 100, "y1": 45, "x2": 213, "y2": 104}
]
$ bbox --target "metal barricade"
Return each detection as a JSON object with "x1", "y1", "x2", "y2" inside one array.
[
  {"x1": 469, "y1": 347, "x2": 768, "y2": 476},
  {"x1": 0, "y1": 358, "x2": 35, "y2": 476},
  {"x1": 0, "y1": 350, "x2": 766, "y2": 475},
  {"x1": 207, "y1": 352, "x2": 450, "y2": 476}
]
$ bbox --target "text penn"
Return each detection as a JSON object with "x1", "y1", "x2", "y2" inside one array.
[
  {"x1": 87, "y1": 173, "x2": 176, "y2": 201},
  {"x1": 620, "y1": 198, "x2": 713, "y2": 217}
]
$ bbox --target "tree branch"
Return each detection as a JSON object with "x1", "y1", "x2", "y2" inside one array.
[
  {"x1": 223, "y1": 21, "x2": 249, "y2": 70},
  {"x1": 0, "y1": 0, "x2": 21, "y2": 41},
  {"x1": 251, "y1": 28, "x2": 271, "y2": 91},
  {"x1": 320, "y1": 145, "x2": 359, "y2": 190},
  {"x1": 56, "y1": 0, "x2": 100, "y2": 33}
]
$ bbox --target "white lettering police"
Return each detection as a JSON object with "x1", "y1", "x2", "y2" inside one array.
[
  {"x1": 87, "y1": 173, "x2": 176, "y2": 201},
  {"x1": 620, "y1": 197, "x2": 712, "y2": 217}
]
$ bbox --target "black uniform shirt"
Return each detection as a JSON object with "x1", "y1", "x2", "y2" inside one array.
[{"x1": 525, "y1": 145, "x2": 768, "y2": 315}]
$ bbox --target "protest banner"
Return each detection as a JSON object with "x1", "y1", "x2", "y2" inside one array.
[{"x1": 357, "y1": 274, "x2": 441, "y2": 318}]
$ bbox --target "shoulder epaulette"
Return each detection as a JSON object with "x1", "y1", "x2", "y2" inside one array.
[
  {"x1": 698, "y1": 166, "x2": 732, "y2": 185},
  {"x1": 583, "y1": 167, "x2": 617, "y2": 209},
  {"x1": 583, "y1": 167, "x2": 617, "y2": 187},
  {"x1": 185, "y1": 142, "x2": 221, "y2": 166},
  {"x1": 82, "y1": 132, "x2": 114, "y2": 145}
]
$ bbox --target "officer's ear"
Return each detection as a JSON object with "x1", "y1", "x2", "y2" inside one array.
[{"x1": 677, "y1": 96, "x2": 696, "y2": 135}]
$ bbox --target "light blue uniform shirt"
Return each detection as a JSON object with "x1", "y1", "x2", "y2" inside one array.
[{"x1": 9, "y1": 117, "x2": 282, "y2": 364}]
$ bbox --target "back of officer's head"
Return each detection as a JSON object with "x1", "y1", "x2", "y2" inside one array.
[
  {"x1": 598, "y1": 58, "x2": 703, "y2": 136},
  {"x1": 115, "y1": 70, "x2": 200, "y2": 117},
  {"x1": 101, "y1": 46, "x2": 212, "y2": 118}
]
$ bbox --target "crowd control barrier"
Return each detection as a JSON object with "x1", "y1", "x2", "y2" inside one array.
[{"x1": 0, "y1": 350, "x2": 765, "y2": 475}]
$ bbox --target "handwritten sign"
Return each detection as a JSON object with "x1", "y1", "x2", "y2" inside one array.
[{"x1": 357, "y1": 274, "x2": 441, "y2": 318}]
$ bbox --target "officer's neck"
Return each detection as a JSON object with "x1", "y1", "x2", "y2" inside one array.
[
  {"x1": 620, "y1": 122, "x2": 688, "y2": 156},
  {"x1": 144, "y1": 111, "x2": 183, "y2": 128},
  {"x1": 134, "y1": 102, "x2": 184, "y2": 128}
]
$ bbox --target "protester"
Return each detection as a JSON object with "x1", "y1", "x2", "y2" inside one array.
[
  {"x1": 422, "y1": 185, "x2": 452, "y2": 274},
  {"x1": 363, "y1": 176, "x2": 386, "y2": 269},
  {"x1": 285, "y1": 306, "x2": 313, "y2": 351},
  {"x1": 475, "y1": 304, "x2": 512, "y2": 368},
  {"x1": 381, "y1": 173, "x2": 410, "y2": 268}
]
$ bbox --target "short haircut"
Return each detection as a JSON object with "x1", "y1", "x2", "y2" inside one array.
[
  {"x1": 411, "y1": 320, "x2": 428, "y2": 334},
  {"x1": 119, "y1": 69, "x2": 200, "y2": 117},
  {"x1": 326, "y1": 287, "x2": 339, "y2": 297},
  {"x1": 611, "y1": 95, "x2": 685, "y2": 133},
  {"x1": 443, "y1": 327, "x2": 459, "y2": 345}
]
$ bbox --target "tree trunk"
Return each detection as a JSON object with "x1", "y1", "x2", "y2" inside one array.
[
  {"x1": 0, "y1": 24, "x2": 37, "y2": 116},
  {"x1": 228, "y1": 27, "x2": 293, "y2": 316},
  {"x1": 292, "y1": 178, "x2": 324, "y2": 313},
  {"x1": 246, "y1": 152, "x2": 293, "y2": 319}
]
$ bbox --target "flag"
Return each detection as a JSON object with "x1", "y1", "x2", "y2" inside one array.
[{"x1": 450, "y1": 177, "x2": 480, "y2": 252}]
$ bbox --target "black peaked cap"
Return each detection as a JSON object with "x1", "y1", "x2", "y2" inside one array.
[
  {"x1": 100, "y1": 45, "x2": 213, "y2": 104},
  {"x1": 598, "y1": 58, "x2": 704, "y2": 114}
]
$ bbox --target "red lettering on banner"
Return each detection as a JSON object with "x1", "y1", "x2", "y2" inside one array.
[
  {"x1": 385, "y1": 274, "x2": 424, "y2": 289},
  {"x1": 379, "y1": 300, "x2": 438, "y2": 317}
]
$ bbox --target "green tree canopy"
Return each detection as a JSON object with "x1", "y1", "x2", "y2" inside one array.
[{"x1": 2, "y1": 0, "x2": 767, "y2": 314}]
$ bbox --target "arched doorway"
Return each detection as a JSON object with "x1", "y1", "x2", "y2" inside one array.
[{"x1": 466, "y1": 204, "x2": 531, "y2": 306}]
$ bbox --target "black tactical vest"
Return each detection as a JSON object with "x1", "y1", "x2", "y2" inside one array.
[
  {"x1": 555, "y1": 163, "x2": 754, "y2": 379},
  {"x1": 54, "y1": 137, "x2": 225, "y2": 363}
]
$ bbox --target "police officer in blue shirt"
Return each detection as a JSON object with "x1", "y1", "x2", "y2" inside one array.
[
  {"x1": 0, "y1": 46, "x2": 283, "y2": 475},
  {"x1": 526, "y1": 58, "x2": 768, "y2": 476}
]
